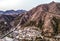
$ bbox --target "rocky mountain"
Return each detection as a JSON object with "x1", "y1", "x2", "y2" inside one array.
[
  {"x1": 1, "y1": 1, "x2": 60, "y2": 41},
  {"x1": 11, "y1": 1, "x2": 60, "y2": 41},
  {"x1": 0, "y1": 10, "x2": 26, "y2": 37}
]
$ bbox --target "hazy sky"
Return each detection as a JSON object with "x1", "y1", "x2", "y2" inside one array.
[{"x1": 0, "y1": 0, "x2": 60, "y2": 11}]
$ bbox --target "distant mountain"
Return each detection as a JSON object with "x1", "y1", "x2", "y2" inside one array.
[
  {"x1": 0, "y1": 10, "x2": 26, "y2": 15},
  {"x1": 0, "y1": 11, "x2": 4, "y2": 14}
]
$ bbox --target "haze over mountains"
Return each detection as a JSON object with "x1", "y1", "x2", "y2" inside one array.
[
  {"x1": 0, "y1": 10, "x2": 26, "y2": 15},
  {"x1": 0, "y1": 1, "x2": 60, "y2": 41}
]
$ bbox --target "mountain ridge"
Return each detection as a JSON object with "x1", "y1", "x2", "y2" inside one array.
[
  {"x1": 14, "y1": 1, "x2": 60, "y2": 37},
  {"x1": 0, "y1": 10, "x2": 26, "y2": 15},
  {"x1": 0, "y1": 1, "x2": 60, "y2": 41}
]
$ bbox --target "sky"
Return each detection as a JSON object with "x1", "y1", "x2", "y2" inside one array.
[{"x1": 0, "y1": 0, "x2": 60, "y2": 11}]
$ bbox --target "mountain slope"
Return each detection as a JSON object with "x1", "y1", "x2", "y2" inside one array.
[
  {"x1": 0, "y1": 1, "x2": 60, "y2": 41},
  {"x1": 0, "y1": 10, "x2": 26, "y2": 36},
  {"x1": 14, "y1": 2, "x2": 60, "y2": 37}
]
